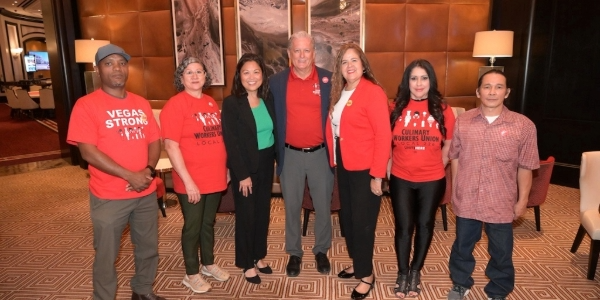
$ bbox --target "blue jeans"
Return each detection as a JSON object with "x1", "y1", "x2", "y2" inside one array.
[{"x1": 448, "y1": 216, "x2": 514, "y2": 298}]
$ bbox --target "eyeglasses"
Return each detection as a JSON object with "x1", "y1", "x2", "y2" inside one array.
[{"x1": 183, "y1": 70, "x2": 205, "y2": 76}]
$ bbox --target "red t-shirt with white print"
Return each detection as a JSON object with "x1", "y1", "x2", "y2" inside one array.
[
  {"x1": 67, "y1": 89, "x2": 160, "y2": 199},
  {"x1": 160, "y1": 92, "x2": 227, "y2": 194},
  {"x1": 391, "y1": 99, "x2": 455, "y2": 182}
]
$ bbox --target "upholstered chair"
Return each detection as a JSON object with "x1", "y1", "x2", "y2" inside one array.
[
  {"x1": 570, "y1": 151, "x2": 600, "y2": 280},
  {"x1": 527, "y1": 156, "x2": 555, "y2": 231}
]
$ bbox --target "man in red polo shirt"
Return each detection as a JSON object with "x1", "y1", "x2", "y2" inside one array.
[
  {"x1": 67, "y1": 44, "x2": 164, "y2": 300},
  {"x1": 269, "y1": 31, "x2": 334, "y2": 277}
]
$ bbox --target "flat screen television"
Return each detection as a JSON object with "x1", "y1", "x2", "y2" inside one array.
[
  {"x1": 29, "y1": 51, "x2": 50, "y2": 70},
  {"x1": 24, "y1": 55, "x2": 36, "y2": 72}
]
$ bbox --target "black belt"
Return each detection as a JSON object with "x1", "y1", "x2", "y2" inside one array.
[{"x1": 285, "y1": 143, "x2": 325, "y2": 153}]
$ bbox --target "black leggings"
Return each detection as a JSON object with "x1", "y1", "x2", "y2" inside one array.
[{"x1": 389, "y1": 175, "x2": 445, "y2": 275}]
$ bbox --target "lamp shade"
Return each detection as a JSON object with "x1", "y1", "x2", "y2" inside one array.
[
  {"x1": 472, "y1": 31, "x2": 514, "y2": 58},
  {"x1": 75, "y1": 39, "x2": 110, "y2": 64}
]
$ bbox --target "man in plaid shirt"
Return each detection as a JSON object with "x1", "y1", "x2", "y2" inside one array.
[{"x1": 446, "y1": 70, "x2": 539, "y2": 300}]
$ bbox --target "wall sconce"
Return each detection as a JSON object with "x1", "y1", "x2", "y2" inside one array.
[
  {"x1": 11, "y1": 47, "x2": 23, "y2": 58},
  {"x1": 75, "y1": 38, "x2": 110, "y2": 94},
  {"x1": 473, "y1": 30, "x2": 514, "y2": 78}
]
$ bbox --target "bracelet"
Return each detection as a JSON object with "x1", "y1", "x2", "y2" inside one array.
[
  {"x1": 145, "y1": 165, "x2": 156, "y2": 178},
  {"x1": 371, "y1": 177, "x2": 382, "y2": 182}
]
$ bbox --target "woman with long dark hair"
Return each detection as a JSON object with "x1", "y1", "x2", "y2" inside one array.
[
  {"x1": 389, "y1": 59, "x2": 456, "y2": 298},
  {"x1": 221, "y1": 53, "x2": 277, "y2": 284}
]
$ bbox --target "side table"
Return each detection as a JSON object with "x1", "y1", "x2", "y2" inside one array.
[{"x1": 156, "y1": 157, "x2": 178, "y2": 208}]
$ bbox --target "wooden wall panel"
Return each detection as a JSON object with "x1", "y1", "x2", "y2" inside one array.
[
  {"x1": 365, "y1": 4, "x2": 405, "y2": 52},
  {"x1": 106, "y1": 0, "x2": 139, "y2": 14},
  {"x1": 366, "y1": 0, "x2": 489, "y2": 108},
  {"x1": 77, "y1": 0, "x2": 108, "y2": 17},
  {"x1": 292, "y1": 3, "x2": 306, "y2": 34},
  {"x1": 139, "y1": 11, "x2": 173, "y2": 57},
  {"x1": 107, "y1": 13, "x2": 142, "y2": 56},
  {"x1": 144, "y1": 57, "x2": 176, "y2": 99},
  {"x1": 448, "y1": 4, "x2": 489, "y2": 51},
  {"x1": 139, "y1": 0, "x2": 172, "y2": 11},
  {"x1": 404, "y1": 4, "x2": 450, "y2": 52},
  {"x1": 78, "y1": 15, "x2": 109, "y2": 41},
  {"x1": 366, "y1": 52, "x2": 404, "y2": 98},
  {"x1": 77, "y1": 0, "x2": 490, "y2": 109}
]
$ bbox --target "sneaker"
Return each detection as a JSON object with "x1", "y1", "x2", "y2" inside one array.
[
  {"x1": 201, "y1": 264, "x2": 231, "y2": 281},
  {"x1": 182, "y1": 274, "x2": 211, "y2": 293},
  {"x1": 447, "y1": 284, "x2": 470, "y2": 300}
]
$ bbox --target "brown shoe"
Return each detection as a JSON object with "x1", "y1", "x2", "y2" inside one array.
[{"x1": 131, "y1": 292, "x2": 166, "y2": 300}]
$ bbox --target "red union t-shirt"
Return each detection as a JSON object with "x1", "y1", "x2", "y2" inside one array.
[
  {"x1": 67, "y1": 89, "x2": 160, "y2": 199},
  {"x1": 391, "y1": 99, "x2": 455, "y2": 182},
  {"x1": 159, "y1": 92, "x2": 227, "y2": 194}
]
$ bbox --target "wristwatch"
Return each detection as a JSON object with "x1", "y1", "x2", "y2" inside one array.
[{"x1": 145, "y1": 165, "x2": 156, "y2": 178}]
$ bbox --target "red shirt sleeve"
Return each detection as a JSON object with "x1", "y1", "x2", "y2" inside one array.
[
  {"x1": 160, "y1": 94, "x2": 185, "y2": 143},
  {"x1": 67, "y1": 95, "x2": 99, "y2": 146}
]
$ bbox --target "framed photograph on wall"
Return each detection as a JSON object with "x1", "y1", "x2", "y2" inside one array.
[
  {"x1": 308, "y1": 0, "x2": 365, "y2": 72},
  {"x1": 235, "y1": 0, "x2": 291, "y2": 77},
  {"x1": 171, "y1": 0, "x2": 225, "y2": 86}
]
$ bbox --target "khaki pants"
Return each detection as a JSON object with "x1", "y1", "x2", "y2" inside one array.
[{"x1": 89, "y1": 191, "x2": 159, "y2": 300}]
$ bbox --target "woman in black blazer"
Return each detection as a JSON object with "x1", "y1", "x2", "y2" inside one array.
[{"x1": 221, "y1": 53, "x2": 277, "y2": 284}]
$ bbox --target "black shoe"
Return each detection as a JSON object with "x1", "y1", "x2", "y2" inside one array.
[
  {"x1": 393, "y1": 274, "x2": 408, "y2": 297},
  {"x1": 337, "y1": 266, "x2": 355, "y2": 278},
  {"x1": 286, "y1": 255, "x2": 302, "y2": 277},
  {"x1": 315, "y1": 252, "x2": 331, "y2": 274},
  {"x1": 131, "y1": 292, "x2": 166, "y2": 300},
  {"x1": 243, "y1": 268, "x2": 261, "y2": 284},
  {"x1": 351, "y1": 276, "x2": 375, "y2": 300},
  {"x1": 255, "y1": 259, "x2": 273, "y2": 274},
  {"x1": 407, "y1": 270, "x2": 421, "y2": 296}
]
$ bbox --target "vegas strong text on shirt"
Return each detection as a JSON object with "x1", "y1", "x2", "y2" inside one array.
[{"x1": 66, "y1": 89, "x2": 160, "y2": 199}]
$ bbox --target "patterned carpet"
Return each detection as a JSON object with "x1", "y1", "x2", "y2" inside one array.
[{"x1": 0, "y1": 165, "x2": 599, "y2": 299}]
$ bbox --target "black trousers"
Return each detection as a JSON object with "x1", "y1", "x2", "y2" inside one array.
[
  {"x1": 336, "y1": 139, "x2": 381, "y2": 278},
  {"x1": 389, "y1": 175, "x2": 445, "y2": 274},
  {"x1": 231, "y1": 146, "x2": 274, "y2": 270}
]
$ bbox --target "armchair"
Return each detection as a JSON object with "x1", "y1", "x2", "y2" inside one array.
[
  {"x1": 570, "y1": 151, "x2": 600, "y2": 280},
  {"x1": 527, "y1": 156, "x2": 555, "y2": 231}
]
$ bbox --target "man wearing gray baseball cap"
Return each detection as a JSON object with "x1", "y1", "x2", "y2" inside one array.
[
  {"x1": 94, "y1": 43, "x2": 131, "y2": 66},
  {"x1": 67, "y1": 44, "x2": 165, "y2": 300}
]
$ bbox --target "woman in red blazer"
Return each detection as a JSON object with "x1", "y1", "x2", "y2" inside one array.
[{"x1": 325, "y1": 43, "x2": 392, "y2": 300}]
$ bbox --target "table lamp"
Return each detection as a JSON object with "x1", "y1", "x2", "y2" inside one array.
[
  {"x1": 75, "y1": 39, "x2": 109, "y2": 94},
  {"x1": 473, "y1": 30, "x2": 513, "y2": 78}
]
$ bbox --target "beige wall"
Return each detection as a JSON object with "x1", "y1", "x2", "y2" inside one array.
[{"x1": 78, "y1": 0, "x2": 490, "y2": 109}]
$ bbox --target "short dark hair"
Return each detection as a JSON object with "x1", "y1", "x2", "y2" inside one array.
[
  {"x1": 478, "y1": 69, "x2": 507, "y2": 88},
  {"x1": 173, "y1": 57, "x2": 212, "y2": 92},
  {"x1": 231, "y1": 53, "x2": 270, "y2": 99}
]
